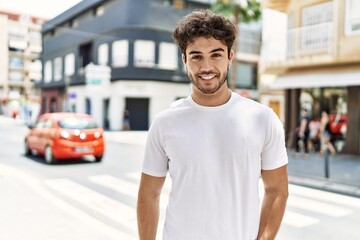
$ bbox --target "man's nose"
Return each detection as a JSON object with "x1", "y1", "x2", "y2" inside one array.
[{"x1": 200, "y1": 58, "x2": 213, "y2": 72}]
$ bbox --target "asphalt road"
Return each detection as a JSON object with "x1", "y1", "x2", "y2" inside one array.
[{"x1": 1, "y1": 116, "x2": 360, "y2": 240}]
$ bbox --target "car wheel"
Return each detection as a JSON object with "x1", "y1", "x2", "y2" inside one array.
[
  {"x1": 95, "y1": 155, "x2": 103, "y2": 162},
  {"x1": 24, "y1": 141, "x2": 32, "y2": 156},
  {"x1": 45, "y1": 146, "x2": 56, "y2": 164}
]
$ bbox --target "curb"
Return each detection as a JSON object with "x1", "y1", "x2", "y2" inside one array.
[{"x1": 289, "y1": 175, "x2": 360, "y2": 198}]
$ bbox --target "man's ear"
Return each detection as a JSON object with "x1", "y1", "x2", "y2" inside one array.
[
  {"x1": 182, "y1": 53, "x2": 187, "y2": 64},
  {"x1": 228, "y1": 49, "x2": 235, "y2": 68}
]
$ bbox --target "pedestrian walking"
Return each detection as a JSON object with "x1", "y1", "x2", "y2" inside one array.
[
  {"x1": 137, "y1": 10, "x2": 288, "y2": 240},
  {"x1": 122, "y1": 109, "x2": 131, "y2": 131},
  {"x1": 296, "y1": 108, "x2": 311, "y2": 156},
  {"x1": 320, "y1": 109, "x2": 336, "y2": 155}
]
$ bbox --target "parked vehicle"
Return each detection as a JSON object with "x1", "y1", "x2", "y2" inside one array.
[{"x1": 24, "y1": 112, "x2": 105, "y2": 164}]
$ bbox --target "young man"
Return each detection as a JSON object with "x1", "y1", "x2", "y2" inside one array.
[{"x1": 137, "y1": 10, "x2": 288, "y2": 240}]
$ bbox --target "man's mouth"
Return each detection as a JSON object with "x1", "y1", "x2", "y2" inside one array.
[{"x1": 198, "y1": 74, "x2": 216, "y2": 80}]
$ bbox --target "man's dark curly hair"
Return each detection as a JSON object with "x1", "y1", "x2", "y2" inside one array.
[{"x1": 172, "y1": 10, "x2": 236, "y2": 59}]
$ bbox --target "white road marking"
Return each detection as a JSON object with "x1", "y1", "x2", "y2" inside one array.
[
  {"x1": 282, "y1": 210, "x2": 320, "y2": 228},
  {"x1": 287, "y1": 195, "x2": 352, "y2": 217},
  {"x1": 289, "y1": 184, "x2": 360, "y2": 209},
  {"x1": 44, "y1": 178, "x2": 137, "y2": 234},
  {"x1": 88, "y1": 174, "x2": 170, "y2": 217},
  {"x1": 89, "y1": 175, "x2": 139, "y2": 198},
  {"x1": 0, "y1": 163, "x2": 134, "y2": 240}
]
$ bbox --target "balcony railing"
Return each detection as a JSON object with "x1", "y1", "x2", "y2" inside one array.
[
  {"x1": 261, "y1": 22, "x2": 333, "y2": 64},
  {"x1": 287, "y1": 22, "x2": 333, "y2": 58}
]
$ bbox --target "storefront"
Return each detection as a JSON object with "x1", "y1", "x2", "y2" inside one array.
[{"x1": 273, "y1": 69, "x2": 360, "y2": 155}]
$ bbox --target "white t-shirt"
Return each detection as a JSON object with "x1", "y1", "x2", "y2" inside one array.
[{"x1": 142, "y1": 92, "x2": 288, "y2": 240}]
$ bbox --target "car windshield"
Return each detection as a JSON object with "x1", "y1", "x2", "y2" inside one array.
[{"x1": 58, "y1": 117, "x2": 98, "y2": 129}]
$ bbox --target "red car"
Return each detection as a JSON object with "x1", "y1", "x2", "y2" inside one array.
[{"x1": 25, "y1": 112, "x2": 105, "y2": 164}]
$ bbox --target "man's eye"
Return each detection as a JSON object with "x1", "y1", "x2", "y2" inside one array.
[
  {"x1": 212, "y1": 53, "x2": 222, "y2": 58},
  {"x1": 191, "y1": 55, "x2": 202, "y2": 60}
]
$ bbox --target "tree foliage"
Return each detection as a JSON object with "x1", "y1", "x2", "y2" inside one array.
[{"x1": 211, "y1": 0, "x2": 261, "y2": 23}]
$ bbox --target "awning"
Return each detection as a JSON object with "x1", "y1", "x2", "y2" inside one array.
[{"x1": 271, "y1": 70, "x2": 360, "y2": 89}]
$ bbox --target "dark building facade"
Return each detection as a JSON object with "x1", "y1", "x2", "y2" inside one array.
[{"x1": 41, "y1": 0, "x2": 190, "y2": 130}]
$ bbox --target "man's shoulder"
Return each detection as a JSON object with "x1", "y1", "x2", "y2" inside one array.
[
  {"x1": 155, "y1": 97, "x2": 191, "y2": 120},
  {"x1": 233, "y1": 94, "x2": 272, "y2": 114}
]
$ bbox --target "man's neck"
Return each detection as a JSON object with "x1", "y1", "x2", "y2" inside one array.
[{"x1": 191, "y1": 86, "x2": 232, "y2": 107}]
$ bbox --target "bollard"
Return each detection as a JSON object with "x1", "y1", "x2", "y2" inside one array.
[{"x1": 324, "y1": 145, "x2": 330, "y2": 178}]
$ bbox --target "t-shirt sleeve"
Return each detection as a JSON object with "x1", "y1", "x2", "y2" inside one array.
[
  {"x1": 142, "y1": 116, "x2": 169, "y2": 177},
  {"x1": 261, "y1": 109, "x2": 288, "y2": 170}
]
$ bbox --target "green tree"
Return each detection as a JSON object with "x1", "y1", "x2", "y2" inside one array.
[{"x1": 211, "y1": 0, "x2": 261, "y2": 90}]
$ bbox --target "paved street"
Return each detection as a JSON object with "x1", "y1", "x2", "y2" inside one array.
[{"x1": 1, "y1": 116, "x2": 360, "y2": 240}]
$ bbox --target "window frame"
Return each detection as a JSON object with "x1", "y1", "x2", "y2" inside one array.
[
  {"x1": 345, "y1": 0, "x2": 360, "y2": 36},
  {"x1": 44, "y1": 60, "x2": 52, "y2": 83},
  {"x1": 158, "y1": 42, "x2": 178, "y2": 70},
  {"x1": 98, "y1": 43, "x2": 109, "y2": 66},
  {"x1": 112, "y1": 40, "x2": 129, "y2": 67},
  {"x1": 53, "y1": 57, "x2": 63, "y2": 81},
  {"x1": 134, "y1": 40, "x2": 155, "y2": 68}
]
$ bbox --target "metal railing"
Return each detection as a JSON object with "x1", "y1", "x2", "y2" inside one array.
[
  {"x1": 287, "y1": 22, "x2": 333, "y2": 58},
  {"x1": 261, "y1": 22, "x2": 333, "y2": 64}
]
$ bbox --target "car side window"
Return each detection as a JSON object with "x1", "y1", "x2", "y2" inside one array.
[
  {"x1": 45, "y1": 119, "x2": 53, "y2": 128},
  {"x1": 35, "y1": 120, "x2": 45, "y2": 129}
]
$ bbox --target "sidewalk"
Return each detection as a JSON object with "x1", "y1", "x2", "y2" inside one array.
[
  {"x1": 287, "y1": 149, "x2": 360, "y2": 198},
  {"x1": 105, "y1": 130, "x2": 360, "y2": 198}
]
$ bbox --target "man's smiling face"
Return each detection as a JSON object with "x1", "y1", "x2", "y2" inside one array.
[{"x1": 183, "y1": 37, "x2": 234, "y2": 95}]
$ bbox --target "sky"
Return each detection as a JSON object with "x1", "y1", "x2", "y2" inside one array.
[{"x1": 0, "y1": 0, "x2": 82, "y2": 19}]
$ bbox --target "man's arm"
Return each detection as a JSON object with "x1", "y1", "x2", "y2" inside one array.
[
  {"x1": 137, "y1": 173, "x2": 166, "y2": 240},
  {"x1": 257, "y1": 165, "x2": 289, "y2": 240}
]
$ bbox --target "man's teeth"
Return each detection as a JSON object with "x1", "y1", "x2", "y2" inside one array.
[{"x1": 200, "y1": 75, "x2": 215, "y2": 80}]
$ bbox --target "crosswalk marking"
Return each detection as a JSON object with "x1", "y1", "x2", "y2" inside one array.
[
  {"x1": 88, "y1": 175, "x2": 140, "y2": 199},
  {"x1": 0, "y1": 163, "x2": 134, "y2": 240},
  {"x1": 88, "y1": 174, "x2": 170, "y2": 218},
  {"x1": 289, "y1": 184, "x2": 360, "y2": 209},
  {"x1": 45, "y1": 172, "x2": 360, "y2": 233},
  {"x1": 44, "y1": 178, "x2": 138, "y2": 235},
  {"x1": 282, "y1": 210, "x2": 320, "y2": 228},
  {"x1": 88, "y1": 174, "x2": 169, "y2": 240},
  {"x1": 287, "y1": 195, "x2": 352, "y2": 217}
]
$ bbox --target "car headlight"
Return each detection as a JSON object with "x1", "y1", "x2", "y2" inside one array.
[
  {"x1": 94, "y1": 132, "x2": 101, "y2": 139},
  {"x1": 60, "y1": 130, "x2": 70, "y2": 139}
]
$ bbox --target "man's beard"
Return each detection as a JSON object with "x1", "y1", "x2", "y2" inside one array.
[{"x1": 188, "y1": 70, "x2": 229, "y2": 95}]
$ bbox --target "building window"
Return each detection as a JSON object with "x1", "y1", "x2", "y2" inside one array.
[
  {"x1": 9, "y1": 58, "x2": 24, "y2": 68},
  {"x1": 79, "y1": 42, "x2": 93, "y2": 67},
  {"x1": 234, "y1": 62, "x2": 257, "y2": 89},
  {"x1": 9, "y1": 71, "x2": 23, "y2": 82},
  {"x1": 112, "y1": 40, "x2": 128, "y2": 67},
  {"x1": 302, "y1": 2, "x2": 333, "y2": 26},
  {"x1": 65, "y1": 53, "x2": 75, "y2": 76},
  {"x1": 134, "y1": 40, "x2": 155, "y2": 68},
  {"x1": 98, "y1": 43, "x2": 108, "y2": 66},
  {"x1": 54, "y1": 57, "x2": 63, "y2": 81},
  {"x1": 345, "y1": 0, "x2": 360, "y2": 35},
  {"x1": 94, "y1": 6, "x2": 105, "y2": 16},
  {"x1": 158, "y1": 42, "x2": 178, "y2": 70},
  {"x1": 44, "y1": 60, "x2": 52, "y2": 83},
  {"x1": 69, "y1": 18, "x2": 78, "y2": 28}
]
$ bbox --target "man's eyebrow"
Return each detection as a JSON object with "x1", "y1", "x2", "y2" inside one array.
[
  {"x1": 209, "y1": 48, "x2": 225, "y2": 53},
  {"x1": 188, "y1": 50, "x2": 202, "y2": 55},
  {"x1": 188, "y1": 48, "x2": 225, "y2": 55}
]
